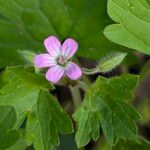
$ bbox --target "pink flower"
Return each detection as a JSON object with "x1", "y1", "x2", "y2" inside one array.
[{"x1": 34, "y1": 36, "x2": 82, "y2": 83}]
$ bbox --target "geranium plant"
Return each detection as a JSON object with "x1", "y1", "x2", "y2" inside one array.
[{"x1": 0, "y1": 0, "x2": 150, "y2": 150}]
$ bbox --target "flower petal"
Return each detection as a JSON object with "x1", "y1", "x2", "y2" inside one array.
[
  {"x1": 61, "y1": 38, "x2": 78, "y2": 58},
  {"x1": 65, "y1": 62, "x2": 82, "y2": 80},
  {"x1": 46, "y1": 66, "x2": 65, "y2": 83},
  {"x1": 44, "y1": 36, "x2": 61, "y2": 57},
  {"x1": 34, "y1": 54, "x2": 56, "y2": 68}
]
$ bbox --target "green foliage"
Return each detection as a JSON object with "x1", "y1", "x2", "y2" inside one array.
[
  {"x1": 112, "y1": 137, "x2": 150, "y2": 150},
  {"x1": 0, "y1": 66, "x2": 73, "y2": 150},
  {"x1": 0, "y1": 105, "x2": 16, "y2": 136},
  {"x1": 18, "y1": 50, "x2": 36, "y2": 66},
  {"x1": 6, "y1": 139, "x2": 26, "y2": 150},
  {"x1": 0, "y1": 130, "x2": 20, "y2": 150},
  {"x1": 97, "y1": 136, "x2": 150, "y2": 150},
  {"x1": 0, "y1": 0, "x2": 127, "y2": 68},
  {"x1": 73, "y1": 106, "x2": 100, "y2": 147},
  {"x1": 123, "y1": 52, "x2": 138, "y2": 67},
  {"x1": 0, "y1": 66, "x2": 53, "y2": 127},
  {"x1": 104, "y1": 0, "x2": 150, "y2": 55},
  {"x1": 0, "y1": 105, "x2": 21, "y2": 149},
  {"x1": 0, "y1": 73, "x2": 4, "y2": 90},
  {"x1": 0, "y1": 0, "x2": 148, "y2": 149},
  {"x1": 26, "y1": 90, "x2": 73, "y2": 150},
  {"x1": 73, "y1": 74, "x2": 141, "y2": 148}
]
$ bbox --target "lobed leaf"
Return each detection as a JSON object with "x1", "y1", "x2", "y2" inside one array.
[
  {"x1": 0, "y1": 66, "x2": 53, "y2": 127},
  {"x1": 0, "y1": 66, "x2": 73, "y2": 150},
  {"x1": 73, "y1": 74, "x2": 141, "y2": 147},
  {"x1": 104, "y1": 0, "x2": 150, "y2": 55},
  {"x1": 26, "y1": 90, "x2": 73, "y2": 150}
]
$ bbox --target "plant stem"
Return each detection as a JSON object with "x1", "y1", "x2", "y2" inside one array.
[
  {"x1": 77, "y1": 81, "x2": 88, "y2": 91},
  {"x1": 69, "y1": 85, "x2": 81, "y2": 110},
  {"x1": 82, "y1": 67, "x2": 99, "y2": 75}
]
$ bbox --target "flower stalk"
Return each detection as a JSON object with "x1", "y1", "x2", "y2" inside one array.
[{"x1": 82, "y1": 52, "x2": 127, "y2": 75}]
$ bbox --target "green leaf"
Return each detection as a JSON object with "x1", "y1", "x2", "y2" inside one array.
[
  {"x1": 26, "y1": 90, "x2": 73, "y2": 150},
  {"x1": 0, "y1": 73, "x2": 4, "y2": 90},
  {"x1": 97, "y1": 98, "x2": 140, "y2": 145},
  {"x1": 0, "y1": 130, "x2": 20, "y2": 150},
  {"x1": 96, "y1": 136, "x2": 150, "y2": 150},
  {"x1": 106, "y1": 74, "x2": 139, "y2": 101},
  {"x1": 104, "y1": 0, "x2": 150, "y2": 55},
  {"x1": 0, "y1": 0, "x2": 127, "y2": 68},
  {"x1": 0, "y1": 105, "x2": 17, "y2": 136},
  {"x1": 0, "y1": 66, "x2": 73, "y2": 150},
  {"x1": 73, "y1": 74, "x2": 141, "y2": 148},
  {"x1": 73, "y1": 107, "x2": 100, "y2": 147},
  {"x1": 0, "y1": 105, "x2": 21, "y2": 149},
  {"x1": 112, "y1": 137, "x2": 150, "y2": 150},
  {"x1": 18, "y1": 50, "x2": 36, "y2": 66},
  {"x1": 6, "y1": 138, "x2": 26, "y2": 150},
  {"x1": 123, "y1": 52, "x2": 138, "y2": 67},
  {"x1": 147, "y1": 0, "x2": 150, "y2": 5},
  {"x1": 0, "y1": 66, "x2": 53, "y2": 127}
]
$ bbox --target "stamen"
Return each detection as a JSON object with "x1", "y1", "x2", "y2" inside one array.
[{"x1": 57, "y1": 55, "x2": 68, "y2": 66}]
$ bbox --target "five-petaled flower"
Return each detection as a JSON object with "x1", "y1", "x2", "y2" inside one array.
[{"x1": 34, "y1": 36, "x2": 82, "y2": 83}]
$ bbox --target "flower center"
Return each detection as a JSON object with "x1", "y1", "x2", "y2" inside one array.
[{"x1": 56, "y1": 55, "x2": 68, "y2": 66}]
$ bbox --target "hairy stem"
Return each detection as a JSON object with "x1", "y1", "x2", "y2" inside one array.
[
  {"x1": 69, "y1": 85, "x2": 81, "y2": 109},
  {"x1": 82, "y1": 67, "x2": 99, "y2": 75}
]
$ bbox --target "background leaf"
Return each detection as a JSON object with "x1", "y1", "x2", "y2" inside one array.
[
  {"x1": 0, "y1": 105, "x2": 21, "y2": 150},
  {"x1": 0, "y1": 0, "x2": 127, "y2": 68},
  {"x1": 112, "y1": 137, "x2": 150, "y2": 150},
  {"x1": 6, "y1": 138, "x2": 26, "y2": 150},
  {"x1": 18, "y1": 50, "x2": 36, "y2": 66},
  {"x1": 0, "y1": 130, "x2": 20, "y2": 150},
  {"x1": 0, "y1": 105, "x2": 17, "y2": 136},
  {"x1": 104, "y1": 0, "x2": 150, "y2": 55},
  {"x1": 96, "y1": 136, "x2": 150, "y2": 150}
]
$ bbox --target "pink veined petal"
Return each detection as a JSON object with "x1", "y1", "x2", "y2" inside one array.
[
  {"x1": 65, "y1": 62, "x2": 82, "y2": 80},
  {"x1": 61, "y1": 38, "x2": 78, "y2": 58},
  {"x1": 44, "y1": 36, "x2": 61, "y2": 57},
  {"x1": 34, "y1": 54, "x2": 56, "y2": 68},
  {"x1": 46, "y1": 66, "x2": 65, "y2": 83}
]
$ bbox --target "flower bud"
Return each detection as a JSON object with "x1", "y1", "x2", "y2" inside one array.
[
  {"x1": 98, "y1": 52, "x2": 127, "y2": 73},
  {"x1": 82, "y1": 52, "x2": 127, "y2": 75}
]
